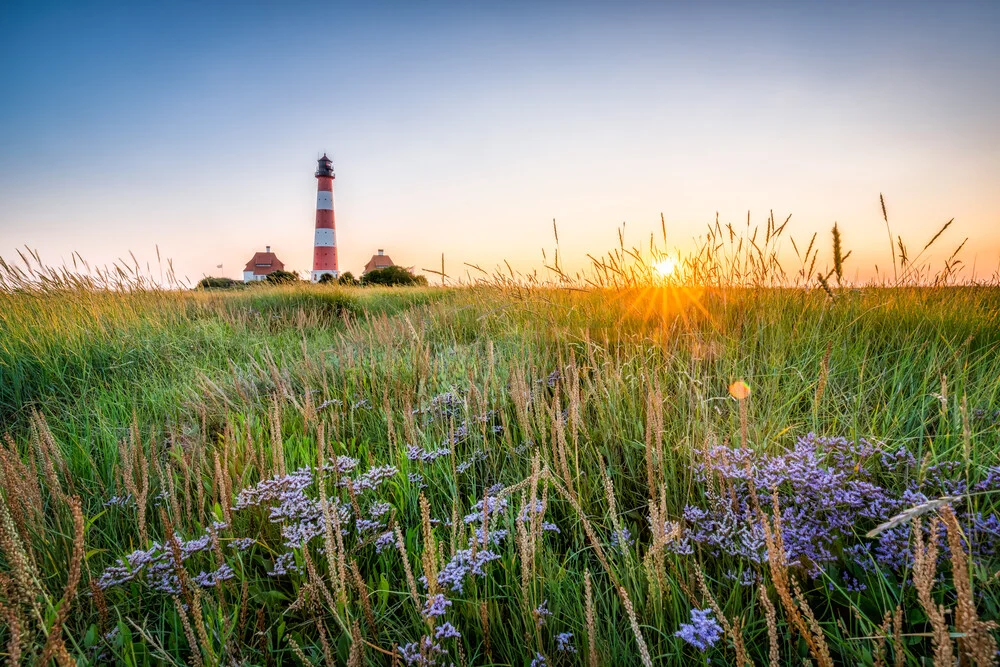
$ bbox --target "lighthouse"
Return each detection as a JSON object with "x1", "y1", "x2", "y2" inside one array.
[{"x1": 311, "y1": 154, "x2": 339, "y2": 282}]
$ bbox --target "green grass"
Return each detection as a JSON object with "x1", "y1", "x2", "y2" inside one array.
[{"x1": 1, "y1": 272, "x2": 998, "y2": 664}]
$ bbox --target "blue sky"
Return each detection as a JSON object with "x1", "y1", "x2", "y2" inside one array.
[{"x1": 1, "y1": 1, "x2": 998, "y2": 283}]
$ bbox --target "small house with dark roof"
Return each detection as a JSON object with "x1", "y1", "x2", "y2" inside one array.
[
  {"x1": 363, "y1": 249, "x2": 394, "y2": 274},
  {"x1": 243, "y1": 246, "x2": 285, "y2": 282}
]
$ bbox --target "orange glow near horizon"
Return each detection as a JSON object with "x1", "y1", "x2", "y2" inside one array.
[{"x1": 653, "y1": 258, "x2": 677, "y2": 277}]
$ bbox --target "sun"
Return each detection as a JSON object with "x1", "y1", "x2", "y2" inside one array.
[{"x1": 653, "y1": 258, "x2": 676, "y2": 277}]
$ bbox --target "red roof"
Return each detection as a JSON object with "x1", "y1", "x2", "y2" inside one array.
[
  {"x1": 243, "y1": 251, "x2": 285, "y2": 275},
  {"x1": 364, "y1": 253, "x2": 395, "y2": 273}
]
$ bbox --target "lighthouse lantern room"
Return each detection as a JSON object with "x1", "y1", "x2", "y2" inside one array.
[{"x1": 311, "y1": 154, "x2": 339, "y2": 282}]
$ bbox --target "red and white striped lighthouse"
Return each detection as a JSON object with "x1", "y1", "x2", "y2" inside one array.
[{"x1": 311, "y1": 154, "x2": 339, "y2": 282}]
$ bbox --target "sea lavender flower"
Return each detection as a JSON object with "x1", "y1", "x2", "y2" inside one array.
[
  {"x1": 541, "y1": 522, "x2": 560, "y2": 533},
  {"x1": 103, "y1": 495, "x2": 133, "y2": 508},
  {"x1": 192, "y1": 564, "x2": 235, "y2": 588},
  {"x1": 675, "y1": 608, "x2": 723, "y2": 651},
  {"x1": 434, "y1": 622, "x2": 461, "y2": 640},
  {"x1": 423, "y1": 593, "x2": 452, "y2": 618},
  {"x1": 229, "y1": 537, "x2": 255, "y2": 552},
  {"x1": 530, "y1": 653, "x2": 548, "y2": 667},
  {"x1": 316, "y1": 398, "x2": 342, "y2": 412},
  {"x1": 351, "y1": 399, "x2": 372, "y2": 411},
  {"x1": 611, "y1": 527, "x2": 634, "y2": 551},
  {"x1": 267, "y1": 552, "x2": 297, "y2": 577},
  {"x1": 368, "y1": 501, "x2": 392, "y2": 518},
  {"x1": 463, "y1": 495, "x2": 508, "y2": 523},
  {"x1": 534, "y1": 600, "x2": 552, "y2": 627},
  {"x1": 406, "y1": 444, "x2": 452, "y2": 463},
  {"x1": 398, "y1": 636, "x2": 447, "y2": 665},
  {"x1": 356, "y1": 518, "x2": 384, "y2": 533},
  {"x1": 556, "y1": 632, "x2": 577, "y2": 653},
  {"x1": 374, "y1": 531, "x2": 395, "y2": 553},
  {"x1": 432, "y1": 549, "x2": 501, "y2": 593},
  {"x1": 349, "y1": 465, "x2": 398, "y2": 493}
]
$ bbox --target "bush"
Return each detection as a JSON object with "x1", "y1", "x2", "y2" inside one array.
[
  {"x1": 317, "y1": 273, "x2": 336, "y2": 284},
  {"x1": 265, "y1": 270, "x2": 299, "y2": 284},
  {"x1": 196, "y1": 276, "x2": 239, "y2": 290},
  {"x1": 360, "y1": 265, "x2": 428, "y2": 287},
  {"x1": 337, "y1": 272, "x2": 358, "y2": 286}
]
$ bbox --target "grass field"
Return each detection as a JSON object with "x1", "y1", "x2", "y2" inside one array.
[{"x1": 1, "y1": 234, "x2": 999, "y2": 665}]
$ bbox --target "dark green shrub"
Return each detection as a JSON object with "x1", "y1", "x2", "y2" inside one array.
[
  {"x1": 265, "y1": 270, "x2": 299, "y2": 284},
  {"x1": 360, "y1": 265, "x2": 428, "y2": 287},
  {"x1": 196, "y1": 276, "x2": 239, "y2": 289}
]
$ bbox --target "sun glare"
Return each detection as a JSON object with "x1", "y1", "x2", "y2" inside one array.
[{"x1": 653, "y1": 258, "x2": 676, "y2": 277}]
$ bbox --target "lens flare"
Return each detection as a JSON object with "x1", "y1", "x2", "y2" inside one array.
[{"x1": 728, "y1": 380, "x2": 751, "y2": 400}]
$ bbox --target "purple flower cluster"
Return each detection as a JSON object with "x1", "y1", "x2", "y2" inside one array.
[
  {"x1": 432, "y1": 548, "x2": 501, "y2": 593},
  {"x1": 464, "y1": 495, "x2": 509, "y2": 524},
  {"x1": 103, "y1": 495, "x2": 133, "y2": 508},
  {"x1": 413, "y1": 391, "x2": 464, "y2": 421},
  {"x1": 611, "y1": 527, "x2": 634, "y2": 551},
  {"x1": 534, "y1": 600, "x2": 552, "y2": 627},
  {"x1": 680, "y1": 434, "x2": 1000, "y2": 578},
  {"x1": 675, "y1": 608, "x2": 723, "y2": 650},
  {"x1": 398, "y1": 636, "x2": 448, "y2": 666},
  {"x1": 456, "y1": 449, "x2": 486, "y2": 474},
  {"x1": 96, "y1": 529, "x2": 220, "y2": 593},
  {"x1": 434, "y1": 622, "x2": 461, "y2": 640},
  {"x1": 346, "y1": 464, "x2": 399, "y2": 493},
  {"x1": 422, "y1": 593, "x2": 451, "y2": 618},
  {"x1": 406, "y1": 444, "x2": 451, "y2": 463},
  {"x1": 229, "y1": 537, "x2": 255, "y2": 552},
  {"x1": 556, "y1": 632, "x2": 577, "y2": 653},
  {"x1": 192, "y1": 563, "x2": 235, "y2": 587}
]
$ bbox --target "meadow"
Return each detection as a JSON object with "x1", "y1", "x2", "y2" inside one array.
[{"x1": 0, "y1": 222, "x2": 998, "y2": 666}]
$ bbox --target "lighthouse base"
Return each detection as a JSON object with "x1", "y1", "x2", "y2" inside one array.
[{"x1": 311, "y1": 270, "x2": 339, "y2": 283}]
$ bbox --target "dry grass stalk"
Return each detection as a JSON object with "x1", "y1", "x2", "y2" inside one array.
[
  {"x1": 287, "y1": 636, "x2": 310, "y2": 665},
  {"x1": 911, "y1": 516, "x2": 954, "y2": 666},
  {"x1": 601, "y1": 463, "x2": 625, "y2": 553},
  {"x1": 480, "y1": 601, "x2": 492, "y2": 660},
  {"x1": 544, "y1": 471, "x2": 651, "y2": 667},
  {"x1": 891, "y1": 606, "x2": 904, "y2": 667},
  {"x1": 1, "y1": 595, "x2": 23, "y2": 665},
  {"x1": 347, "y1": 620, "x2": 365, "y2": 667},
  {"x1": 38, "y1": 495, "x2": 85, "y2": 667},
  {"x1": 758, "y1": 582, "x2": 780, "y2": 667},
  {"x1": 29, "y1": 410, "x2": 70, "y2": 500},
  {"x1": 694, "y1": 567, "x2": 750, "y2": 666},
  {"x1": 0, "y1": 433, "x2": 43, "y2": 543},
  {"x1": 314, "y1": 616, "x2": 337, "y2": 667},
  {"x1": 618, "y1": 584, "x2": 653, "y2": 667},
  {"x1": 584, "y1": 569, "x2": 598, "y2": 667},
  {"x1": 419, "y1": 493, "x2": 439, "y2": 596},
  {"x1": 350, "y1": 559, "x2": 377, "y2": 636},
  {"x1": 269, "y1": 396, "x2": 285, "y2": 477},
  {"x1": 174, "y1": 595, "x2": 204, "y2": 667},
  {"x1": 814, "y1": 340, "x2": 832, "y2": 410},
  {"x1": 394, "y1": 524, "x2": 421, "y2": 608},
  {"x1": 756, "y1": 489, "x2": 833, "y2": 667},
  {"x1": 873, "y1": 611, "x2": 891, "y2": 667},
  {"x1": 939, "y1": 506, "x2": 998, "y2": 665},
  {"x1": 119, "y1": 418, "x2": 150, "y2": 545},
  {"x1": 0, "y1": 491, "x2": 42, "y2": 624},
  {"x1": 866, "y1": 495, "x2": 963, "y2": 538}
]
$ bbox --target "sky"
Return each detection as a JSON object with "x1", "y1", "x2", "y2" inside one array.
[{"x1": 1, "y1": 0, "x2": 999, "y2": 284}]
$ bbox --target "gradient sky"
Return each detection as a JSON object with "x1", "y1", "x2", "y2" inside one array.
[{"x1": 2, "y1": 1, "x2": 998, "y2": 284}]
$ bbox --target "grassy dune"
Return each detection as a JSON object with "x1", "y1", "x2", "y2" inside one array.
[{"x1": 1, "y1": 271, "x2": 999, "y2": 664}]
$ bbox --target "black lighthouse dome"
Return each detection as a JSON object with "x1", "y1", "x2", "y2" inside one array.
[{"x1": 316, "y1": 154, "x2": 335, "y2": 178}]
